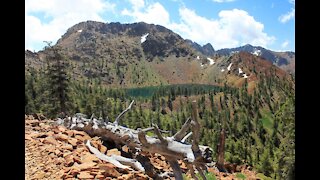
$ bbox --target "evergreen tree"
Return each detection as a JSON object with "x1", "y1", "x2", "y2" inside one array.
[{"x1": 45, "y1": 43, "x2": 72, "y2": 117}]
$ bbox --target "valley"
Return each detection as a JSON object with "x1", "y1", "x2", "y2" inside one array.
[{"x1": 25, "y1": 21, "x2": 295, "y2": 180}]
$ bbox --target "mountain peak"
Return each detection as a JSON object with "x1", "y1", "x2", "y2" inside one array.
[{"x1": 185, "y1": 40, "x2": 215, "y2": 56}]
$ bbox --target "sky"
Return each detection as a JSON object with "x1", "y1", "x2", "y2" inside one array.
[{"x1": 25, "y1": 0, "x2": 295, "y2": 52}]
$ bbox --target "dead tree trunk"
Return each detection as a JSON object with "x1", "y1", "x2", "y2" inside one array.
[
  {"x1": 56, "y1": 100, "x2": 213, "y2": 179},
  {"x1": 216, "y1": 128, "x2": 226, "y2": 172}
]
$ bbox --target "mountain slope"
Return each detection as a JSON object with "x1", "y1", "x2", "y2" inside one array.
[
  {"x1": 25, "y1": 21, "x2": 291, "y2": 90},
  {"x1": 215, "y1": 44, "x2": 295, "y2": 73},
  {"x1": 185, "y1": 39, "x2": 215, "y2": 56}
]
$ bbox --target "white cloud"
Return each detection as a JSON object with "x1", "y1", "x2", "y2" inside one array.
[
  {"x1": 279, "y1": 0, "x2": 295, "y2": 23},
  {"x1": 25, "y1": 0, "x2": 115, "y2": 51},
  {"x1": 213, "y1": 0, "x2": 236, "y2": 2},
  {"x1": 279, "y1": 8, "x2": 295, "y2": 23},
  {"x1": 26, "y1": 0, "x2": 277, "y2": 51},
  {"x1": 170, "y1": 8, "x2": 275, "y2": 50},
  {"x1": 121, "y1": 2, "x2": 170, "y2": 26},
  {"x1": 127, "y1": 0, "x2": 145, "y2": 10},
  {"x1": 281, "y1": 40, "x2": 289, "y2": 48},
  {"x1": 121, "y1": 3, "x2": 274, "y2": 49}
]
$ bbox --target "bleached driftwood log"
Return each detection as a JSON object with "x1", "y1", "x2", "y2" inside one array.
[
  {"x1": 85, "y1": 139, "x2": 145, "y2": 172},
  {"x1": 57, "y1": 100, "x2": 213, "y2": 179}
]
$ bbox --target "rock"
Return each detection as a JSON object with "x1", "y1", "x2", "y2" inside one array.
[
  {"x1": 46, "y1": 131, "x2": 54, "y2": 136},
  {"x1": 65, "y1": 155, "x2": 75, "y2": 166},
  {"x1": 180, "y1": 161, "x2": 187, "y2": 170},
  {"x1": 75, "y1": 135, "x2": 87, "y2": 142},
  {"x1": 63, "y1": 151, "x2": 73, "y2": 157},
  {"x1": 118, "y1": 173, "x2": 134, "y2": 180},
  {"x1": 107, "y1": 148, "x2": 121, "y2": 156},
  {"x1": 78, "y1": 171, "x2": 94, "y2": 179},
  {"x1": 35, "y1": 172, "x2": 46, "y2": 179},
  {"x1": 76, "y1": 162, "x2": 97, "y2": 170},
  {"x1": 55, "y1": 134, "x2": 69, "y2": 142},
  {"x1": 65, "y1": 130, "x2": 74, "y2": 137},
  {"x1": 57, "y1": 126, "x2": 67, "y2": 132},
  {"x1": 208, "y1": 167, "x2": 217, "y2": 173},
  {"x1": 99, "y1": 163, "x2": 116, "y2": 169},
  {"x1": 33, "y1": 113, "x2": 46, "y2": 120},
  {"x1": 225, "y1": 163, "x2": 237, "y2": 173},
  {"x1": 99, "y1": 145, "x2": 107, "y2": 154},
  {"x1": 73, "y1": 130, "x2": 90, "y2": 137},
  {"x1": 26, "y1": 120, "x2": 39, "y2": 126},
  {"x1": 81, "y1": 153, "x2": 99, "y2": 163},
  {"x1": 25, "y1": 134, "x2": 33, "y2": 140},
  {"x1": 74, "y1": 147, "x2": 89, "y2": 155},
  {"x1": 153, "y1": 164, "x2": 163, "y2": 170},
  {"x1": 136, "y1": 173, "x2": 149, "y2": 179},
  {"x1": 61, "y1": 144, "x2": 73, "y2": 151},
  {"x1": 90, "y1": 140, "x2": 101, "y2": 149},
  {"x1": 100, "y1": 164, "x2": 121, "y2": 177},
  {"x1": 41, "y1": 124, "x2": 51, "y2": 130},
  {"x1": 43, "y1": 137, "x2": 58, "y2": 145},
  {"x1": 95, "y1": 174, "x2": 105, "y2": 179},
  {"x1": 122, "y1": 145, "x2": 129, "y2": 153},
  {"x1": 68, "y1": 138, "x2": 78, "y2": 146},
  {"x1": 54, "y1": 149, "x2": 62, "y2": 156},
  {"x1": 73, "y1": 155, "x2": 82, "y2": 164}
]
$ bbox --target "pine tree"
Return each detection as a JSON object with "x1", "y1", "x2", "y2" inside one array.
[{"x1": 45, "y1": 43, "x2": 72, "y2": 117}]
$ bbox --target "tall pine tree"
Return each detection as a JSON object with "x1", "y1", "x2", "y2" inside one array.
[{"x1": 45, "y1": 42, "x2": 72, "y2": 118}]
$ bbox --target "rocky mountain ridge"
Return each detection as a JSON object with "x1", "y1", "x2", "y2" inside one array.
[{"x1": 25, "y1": 21, "x2": 292, "y2": 89}]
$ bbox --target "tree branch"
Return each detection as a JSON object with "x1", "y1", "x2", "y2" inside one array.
[
  {"x1": 191, "y1": 101, "x2": 200, "y2": 154},
  {"x1": 114, "y1": 100, "x2": 134, "y2": 125},
  {"x1": 173, "y1": 117, "x2": 191, "y2": 141},
  {"x1": 85, "y1": 140, "x2": 131, "y2": 170},
  {"x1": 152, "y1": 123, "x2": 166, "y2": 144},
  {"x1": 167, "y1": 159, "x2": 183, "y2": 180},
  {"x1": 140, "y1": 127, "x2": 170, "y2": 134},
  {"x1": 187, "y1": 163, "x2": 198, "y2": 180},
  {"x1": 181, "y1": 132, "x2": 192, "y2": 143}
]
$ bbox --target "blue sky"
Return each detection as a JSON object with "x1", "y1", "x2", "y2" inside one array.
[{"x1": 25, "y1": 0, "x2": 295, "y2": 52}]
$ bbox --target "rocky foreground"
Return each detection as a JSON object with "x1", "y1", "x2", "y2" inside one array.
[{"x1": 25, "y1": 115, "x2": 260, "y2": 179}]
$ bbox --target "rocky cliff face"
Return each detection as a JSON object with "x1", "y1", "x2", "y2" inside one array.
[{"x1": 185, "y1": 39, "x2": 215, "y2": 56}]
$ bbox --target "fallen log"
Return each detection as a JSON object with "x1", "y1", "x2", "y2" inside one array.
[
  {"x1": 57, "y1": 100, "x2": 213, "y2": 179},
  {"x1": 85, "y1": 139, "x2": 145, "y2": 172}
]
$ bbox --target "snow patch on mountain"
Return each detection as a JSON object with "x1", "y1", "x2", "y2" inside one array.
[
  {"x1": 141, "y1": 33, "x2": 149, "y2": 43},
  {"x1": 227, "y1": 63, "x2": 233, "y2": 71},
  {"x1": 238, "y1": 68, "x2": 243, "y2": 74},
  {"x1": 252, "y1": 49, "x2": 261, "y2": 56},
  {"x1": 207, "y1": 57, "x2": 215, "y2": 65}
]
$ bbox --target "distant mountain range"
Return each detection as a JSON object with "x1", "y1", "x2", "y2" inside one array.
[
  {"x1": 25, "y1": 21, "x2": 293, "y2": 90},
  {"x1": 185, "y1": 41, "x2": 294, "y2": 74}
]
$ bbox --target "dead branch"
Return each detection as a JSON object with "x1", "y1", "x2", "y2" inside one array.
[
  {"x1": 58, "y1": 99, "x2": 213, "y2": 179},
  {"x1": 168, "y1": 159, "x2": 183, "y2": 180},
  {"x1": 191, "y1": 101, "x2": 200, "y2": 154},
  {"x1": 114, "y1": 100, "x2": 134, "y2": 126},
  {"x1": 181, "y1": 132, "x2": 192, "y2": 143},
  {"x1": 85, "y1": 140, "x2": 131, "y2": 170},
  {"x1": 173, "y1": 117, "x2": 191, "y2": 141}
]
